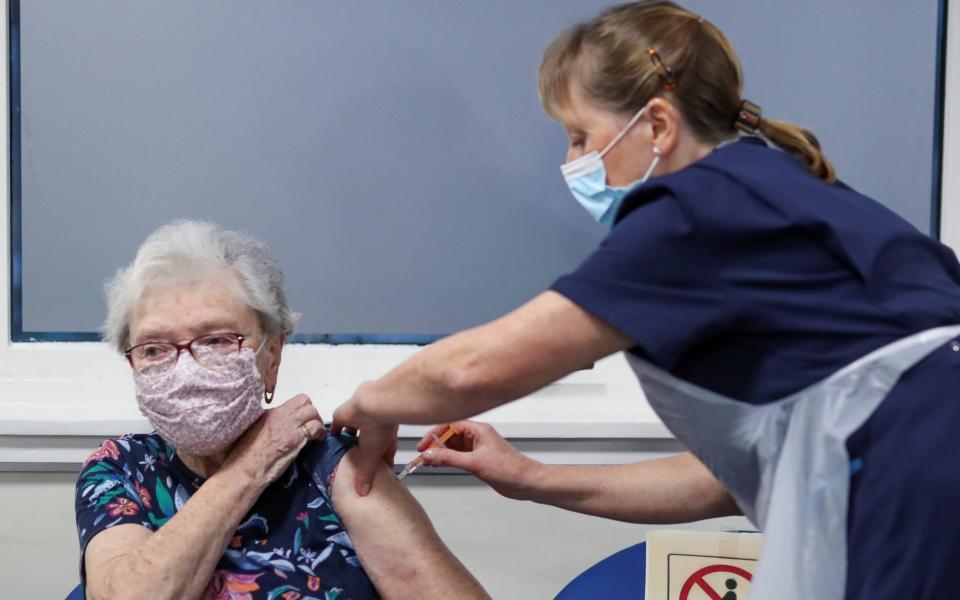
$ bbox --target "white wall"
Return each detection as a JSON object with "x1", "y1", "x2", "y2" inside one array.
[{"x1": 0, "y1": 471, "x2": 748, "y2": 600}]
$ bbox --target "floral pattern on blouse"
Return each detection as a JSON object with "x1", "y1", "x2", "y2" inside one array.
[{"x1": 75, "y1": 431, "x2": 379, "y2": 600}]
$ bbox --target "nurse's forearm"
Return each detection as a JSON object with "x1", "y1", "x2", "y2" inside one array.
[
  {"x1": 521, "y1": 453, "x2": 740, "y2": 524},
  {"x1": 355, "y1": 291, "x2": 633, "y2": 424}
]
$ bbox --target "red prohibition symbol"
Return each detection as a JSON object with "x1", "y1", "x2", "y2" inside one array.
[{"x1": 678, "y1": 564, "x2": 753, "y2": 600}]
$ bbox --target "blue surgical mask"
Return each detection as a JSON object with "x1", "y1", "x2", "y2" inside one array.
[{"x1": 561, "y1": 106, "x2": 661, "y2": 227}]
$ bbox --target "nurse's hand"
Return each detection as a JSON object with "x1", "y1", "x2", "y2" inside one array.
[
  {"x1": 418, "y1": 420, "x2": 540, "y2": 501},
  {"x1": 331, "y1": 393, "x2": 398, "y2": 496}
]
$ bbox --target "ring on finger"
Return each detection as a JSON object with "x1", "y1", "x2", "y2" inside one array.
[{"x1": 298, "y1": 424, "x2": 311, "y2": 439}]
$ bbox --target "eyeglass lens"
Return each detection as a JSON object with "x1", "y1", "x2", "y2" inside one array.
[{"x1": 131, "y1": 333, "x2": 243, "y2": 375}]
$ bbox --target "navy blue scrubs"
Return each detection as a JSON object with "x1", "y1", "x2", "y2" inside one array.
[{"x1": 551, "y1": 137, "x2": 960, "y2": 599}]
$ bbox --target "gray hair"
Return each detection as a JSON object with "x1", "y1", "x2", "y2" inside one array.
[{"x1": 103, "y1": 220, "x2": 298, "y2": 352}]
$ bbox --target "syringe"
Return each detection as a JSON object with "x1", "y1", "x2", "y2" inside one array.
[{"x1": 396, "y1": 425, "x2": 460, "y2": 480}]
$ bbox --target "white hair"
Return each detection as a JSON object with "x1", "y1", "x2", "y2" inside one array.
[{"x1": 103, "y1": 220, "x2": 298, "y2": 352}]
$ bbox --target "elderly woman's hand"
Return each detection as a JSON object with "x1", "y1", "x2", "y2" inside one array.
[{"x1": 223, "y1": 394, "x2": 326, "y2": 487}]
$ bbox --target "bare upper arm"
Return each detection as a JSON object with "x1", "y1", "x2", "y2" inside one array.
[
  {"x1": 83, "y1": 524, "x2": 152, "y2": 599},
  {"x1": 331, "y1": 449, "x2": 488, "y2": 600},
  {"x1": 442, "y1": 290, "x2": 634, "y2": 398},
  {"x1": 496, "y1": 290, "x2": 632, "y2": 356}
]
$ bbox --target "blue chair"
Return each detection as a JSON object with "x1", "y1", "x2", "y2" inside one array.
[
  {"x1": 555, "y1": 542, "x2": 646, "y2": 599},
  {"x1": 65, "y1": 585, "x2": 83, "y2": 600}
]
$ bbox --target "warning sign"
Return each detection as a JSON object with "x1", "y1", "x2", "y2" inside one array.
[
  {"x1": 645, "y1": 530, "x2": 763, "y2": 600},
  {"x1": 677, "y1": 562, "x2": 753, "y2": 600}
]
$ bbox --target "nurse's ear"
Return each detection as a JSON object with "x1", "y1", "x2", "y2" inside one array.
[{"x1": 644, "y1": 97, "x2": 682, "y2": 156}]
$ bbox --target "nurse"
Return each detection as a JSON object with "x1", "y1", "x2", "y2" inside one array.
[{"x1": 333, "y1": 1, "x2": 960, "y2": 597}]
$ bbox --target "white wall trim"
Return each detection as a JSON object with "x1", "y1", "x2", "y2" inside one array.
[
  {"x1": 0, "y1": 342, "x2": 666, "y2": 438},
  {"x1": 0, "y1": 340, "x2": 667, "y2": 469},
  {"x1": 941, "y1": 0, "x2": 960, "y2": 250}
]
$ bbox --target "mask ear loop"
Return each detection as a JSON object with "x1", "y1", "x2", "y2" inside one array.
[
  {"x1": 610, "y1": 146, "x2": 661, "y2": 191},
  {"x1": 600, "y1": 106, "x2": 648, "y2": 158},
  {"x1": 640, "y1": 147, "x2": 662, "y2": 181}
]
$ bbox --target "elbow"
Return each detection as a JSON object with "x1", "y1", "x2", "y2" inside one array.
[
  {"x1": 89, "y1": 569, "x2": 130, "y2": 600},
  {"x1": 692, "y1": 484, "x2": 742, "y2": 522},
  {"x1": 420, "y1": 326, "x2": 528, "y2": 406},
  {"x1": 86, "y1": 561, "x2": 125, "y2": 600},
  {"x1": 91, "y1": 564, "x2": 184, "y2": 600},
  {"x1": 91, "y1": 576, "x2": 136, "y2": 600},
  {"x1": 439, "y1": 362, "x2": 532, "y2": 414},
  {"x1": 439, "y1": 364, "x2": 496, "y2": 403},
  {"x1": 712, "y1": 490, "x2": 743, "y2": 518},
  {"x1": 440, "y1": 366, "x2": 478, "y2": 397}
]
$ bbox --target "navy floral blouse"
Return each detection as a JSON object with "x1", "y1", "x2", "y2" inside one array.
[{"x1": 75, "y1": 430, "x2": 380, "y2": 600}]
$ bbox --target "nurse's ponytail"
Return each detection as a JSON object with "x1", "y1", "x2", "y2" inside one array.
[
  {"x1": 758, "y1": 119, "x2": 836, "y2": 183},
  {"x1": 538, "y1": 1, "x2": 837, "y2": 184}
]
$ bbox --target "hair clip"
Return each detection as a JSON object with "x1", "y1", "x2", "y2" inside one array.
[
  {"x1": 735, "y1": 99, "x2": 763, "y2": 133},
  {"x1": 647, "y1": 48, "x2": 678, "y2": 91}
]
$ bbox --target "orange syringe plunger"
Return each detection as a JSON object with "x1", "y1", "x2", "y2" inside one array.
[{"x1": 397, "y1": 424, "x2": 460, "y2": 480}]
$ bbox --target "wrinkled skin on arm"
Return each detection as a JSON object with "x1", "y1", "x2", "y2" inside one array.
[{"x1": 331, "y1": 449, "x2": 490, "y2": 599}]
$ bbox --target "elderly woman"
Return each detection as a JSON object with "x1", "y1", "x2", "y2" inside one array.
[{"x1": 75, "y1": 221, "x2": 487, "y2": 600}]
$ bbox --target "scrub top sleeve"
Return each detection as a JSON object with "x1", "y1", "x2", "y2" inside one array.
[{"x1": 551, "y1": 191, "x2": 738, "y2": 369}]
